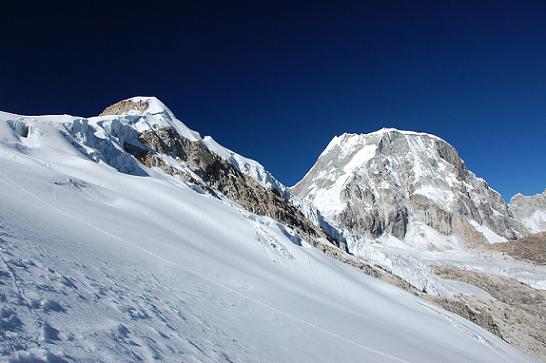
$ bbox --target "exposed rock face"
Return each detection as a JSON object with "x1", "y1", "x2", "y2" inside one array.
[
  {"x1": 429, "y1": 265, "x2": 546, "y2": 361},
  {"x1": 509, "y1": 190, "x2": 546, "y2": 234},
  {"x1": 203, "y1": 136, "x2": 286, "y2": 192},
  {"x1": 489, "y1": 232, "x2": 546, "y2": 264},
  {"x1": 428, "y1": 297, "x2": 503, "y2": 338},
  {"x1": 292, "y1": 129, "x2": 527, "y2": 248},
  {"x1": 100, "y1": 98, "x2": 150, "y2": 116}
]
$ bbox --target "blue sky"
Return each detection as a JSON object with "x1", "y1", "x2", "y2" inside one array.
[{"x1": 1, "y1": 1, "x2": 545, "y2": 199}]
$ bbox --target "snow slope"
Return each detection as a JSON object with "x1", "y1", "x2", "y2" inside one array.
[{"x1": 0, "y1": 111, "x2": 534, "y2": 362}]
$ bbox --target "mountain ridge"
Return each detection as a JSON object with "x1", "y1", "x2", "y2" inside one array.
[{"x1": 1, "y1": 97, "x2": 545, "y2": 361}]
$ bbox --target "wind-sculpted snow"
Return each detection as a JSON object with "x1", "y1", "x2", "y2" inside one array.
[{"x1": 0, "y1": 109, "x2": 534, "y2": 361}]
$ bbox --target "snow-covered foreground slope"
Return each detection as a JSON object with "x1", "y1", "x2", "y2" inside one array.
[{"x1": 0, "y1": 113, "x2": 534, "y2": 362}]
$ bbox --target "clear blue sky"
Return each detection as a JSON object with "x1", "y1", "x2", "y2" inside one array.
[{"x1": 1, "y1": 1, "x2": 545, "y2": 199}]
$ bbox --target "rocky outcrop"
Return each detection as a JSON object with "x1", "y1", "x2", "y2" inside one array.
[
  {"x1": 100, "y1": 98, "x2": 150, "y2": 116},
  {"x1": 429, "y1": 265, "x2": 546, "y2": 361},
  {"x1": 292, "y1": 129, "x2": 527, "y2": 248},
  {"x1": 489, "y1": 232, "x2": 546, "y2": 264},
  {"x1": 428, "y1": 297, "x2": 503, "y2": 338}
]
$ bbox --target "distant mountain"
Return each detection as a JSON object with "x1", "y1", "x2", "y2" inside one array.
[
  {"x1": 509, "y1": 189, "x2": 546, "y2": 234},
  {"x1": 292, "y1": 128, "x2": 539, "y2": 251}
]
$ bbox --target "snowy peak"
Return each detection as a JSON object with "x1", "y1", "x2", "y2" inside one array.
[
  {"x1": 293, "y1": 128, "x2": 465, "y2": 215},
  {"x1": 96, "y1": 96, "x2": 201, "y2": 141},
  {"x1": 292, "y1": 127, "x2": 528, "y2": 250},
  {"x1": 510, "y1": 189, "x2": 546, "y2": 204},
  {"x1": 316, "y1": 128, "x2": 461, "y2": 178},
  {"x1": 100, "y1": 96, "x2": 172, "y2": 117},
  {"x1": 509, "y1": 189, "x2": 546, "y2": 234},
  {"x1": 98, "y1": 97, "x2": 284, "y2": 192},
  {"x1": 0, "y1": 99, "x2": 345, "y2": 252},
  {"x1": 323, "y1": 128, "x2": 445, "y2": 153},
  {"x1": 1, "y1": 96, "x2": 287, "y2": 195}
]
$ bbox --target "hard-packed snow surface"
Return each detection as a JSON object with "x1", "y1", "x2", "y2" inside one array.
[{"x1": 0, "y1": 110, "x2": 534, "y2": 362}]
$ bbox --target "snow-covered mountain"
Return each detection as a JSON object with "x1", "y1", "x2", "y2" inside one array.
[
  {"x1": 99, "y1": 96, "x2": 285, "y2": 193},
  {"x1": 292, "y1": 128, "x2": 534, "y2": 251},
  {"x1": 509, "y1": 189, "x2": 546, "y2": 234},
  {"x1": 291, "y1": 128, "x2": 546, "y2": 361},
  {"x1": 2, "y1": 98, "x2": 536, "y2": 362}
]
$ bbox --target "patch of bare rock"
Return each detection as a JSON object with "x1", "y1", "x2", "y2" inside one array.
[
  {"x1": 489, "y1": 232, "x2": 546, "y2": 264},
  {"x1": 428, "y1": 265, "x2": 546, "y2": 361}
]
